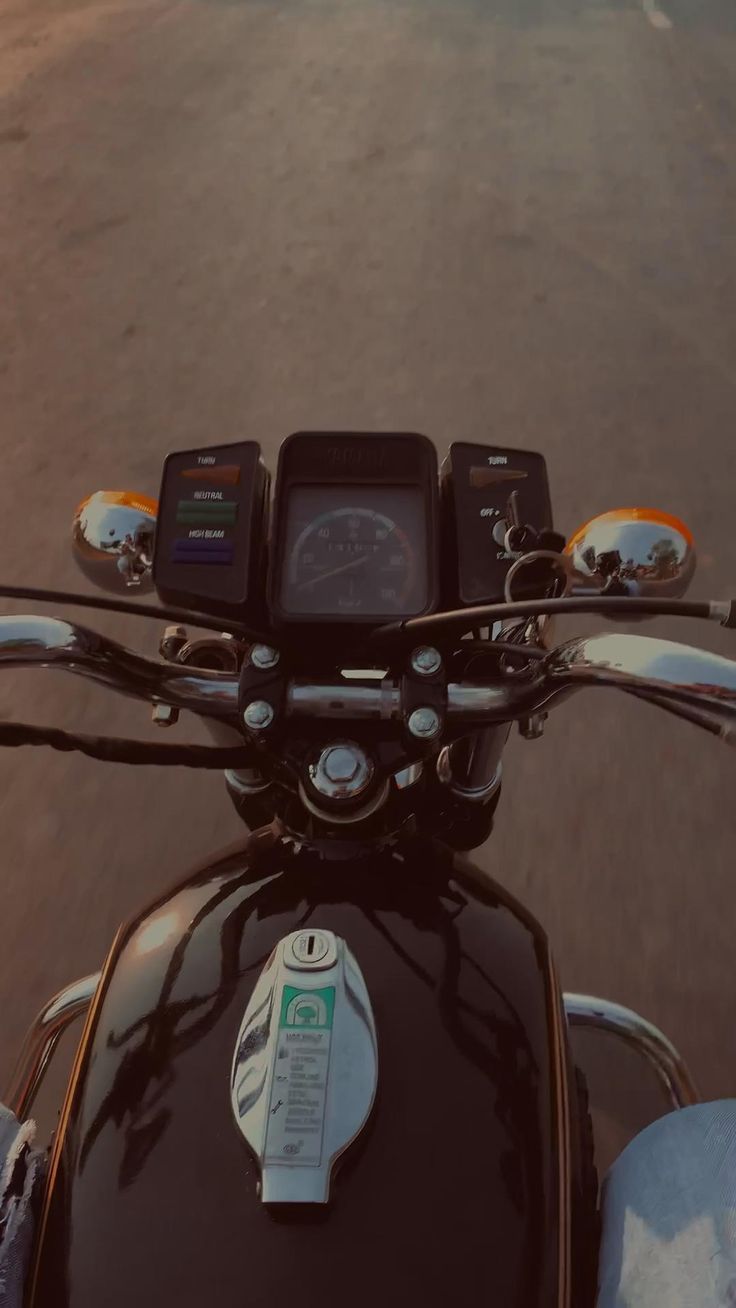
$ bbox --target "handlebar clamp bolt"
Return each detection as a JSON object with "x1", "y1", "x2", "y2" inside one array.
[
  {"x1": 408, "y1": 706, "x2": 441, "y2": 740},
  {"x1": 410, "y1": 646, "x2": 442, "y2": 677},
  {"x1": 244, "y1": 699, "x2": 275, "y2": 731},
  {"x1": 250, "y1": 645, "x2": 280, "y2": 671}
]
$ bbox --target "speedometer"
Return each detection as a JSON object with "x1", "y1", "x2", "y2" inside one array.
[{"x1": 279, "y1": 485, "x2": 428, "y2": 617}]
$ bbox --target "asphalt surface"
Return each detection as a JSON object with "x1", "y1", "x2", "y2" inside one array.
[{"x1": 1, "y1": 0, "x2": 735, "y2": 1153}]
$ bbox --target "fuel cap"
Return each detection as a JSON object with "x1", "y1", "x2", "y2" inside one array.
[
  {"x1": 288, "y1": 930, "x2": 335, "y2": 969},
  {"x1": 231, "y1": 929, "x2": 378, "y2": 1204}
]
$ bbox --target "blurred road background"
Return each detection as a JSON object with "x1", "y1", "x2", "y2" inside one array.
[{"x1": 1, "y1": 0, "x2": 735, "y2": 1151}]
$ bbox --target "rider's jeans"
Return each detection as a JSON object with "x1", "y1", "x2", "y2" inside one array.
[
  {"x1": 597, "y1": 1101, "x2": 736, "y2": 1307},
  {"x1": 0, "y1": 1104, "x2": 43, "y2": 1308}
]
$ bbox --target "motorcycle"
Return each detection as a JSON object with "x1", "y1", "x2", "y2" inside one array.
[{"x1": 2, "y1": 431, "x2": 734, "y2": 1308}]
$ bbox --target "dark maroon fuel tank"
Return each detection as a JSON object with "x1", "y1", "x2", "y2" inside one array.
[{"x1": 30, "y1": 835, "x2": 570, "y2": 1308}]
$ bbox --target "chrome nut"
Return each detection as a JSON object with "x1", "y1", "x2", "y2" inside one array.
[
  {"x1": 407, "y1": 706, "x2": 441, "y2": 740},
  {"x1": 159, "y1": 625, "x2": 188, "y2": 661},
  {"x1": 410, "y1": 646, "x2": 442, "y2": 677},
  {"x1": 250, "y1": 645, "x2": 280, "y2": 671},
  {"x1": 243, "y1": 700, "x2": 275, "y2": 731}
]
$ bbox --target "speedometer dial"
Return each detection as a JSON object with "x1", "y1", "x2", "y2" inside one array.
[{"x1": 279, "y1": 486, "x2": 428, "y2": 617}]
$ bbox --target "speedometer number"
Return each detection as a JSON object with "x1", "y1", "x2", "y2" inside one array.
[{"x1": 282, "y1": 498, "x2": 422, "y2": 617}]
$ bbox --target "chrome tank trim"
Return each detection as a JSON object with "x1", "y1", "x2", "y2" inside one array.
[
  {"x1": 564, "y1": 993, "x2": 699, "y2": 1110},
  {"x1": 5, "y1": 973, "x2": 100, "y2": 1120}
]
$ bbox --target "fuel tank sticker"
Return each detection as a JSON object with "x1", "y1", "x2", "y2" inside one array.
[
  {"x1": 231, "y1": 932, "x2": 377, "y2": 1204},
  {"x1": 264, "y1": 986, "x2": 335, "y2": 1166},
  {"x1": 281, "y1": 985, "x2": 335, "y2": 1030}
]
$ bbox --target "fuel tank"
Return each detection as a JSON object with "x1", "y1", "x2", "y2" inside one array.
[{"x1": 30, "y1": 834, "x2": 572, "y2": 1308}]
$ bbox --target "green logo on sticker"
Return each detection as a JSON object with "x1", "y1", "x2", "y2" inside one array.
[{"x1": 280, "y1": 985, "x2": 335, "y2": 1029}]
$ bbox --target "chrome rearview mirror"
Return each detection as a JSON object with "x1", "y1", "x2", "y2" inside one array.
[
  {"x1": 565, "y1": 509, "x2": 696, "y2": 600},
  {"x1": 72, "y1": 491, "x2": 157, "y2": 594}
]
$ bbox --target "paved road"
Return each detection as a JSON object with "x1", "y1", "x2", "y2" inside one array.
[{"x1": 1, "y1": 0, "x2": 735, "y2": 1148}]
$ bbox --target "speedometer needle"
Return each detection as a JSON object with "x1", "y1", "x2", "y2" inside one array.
[{"x1": 298, "y1": 553, "x2": 371, "y2": 590}]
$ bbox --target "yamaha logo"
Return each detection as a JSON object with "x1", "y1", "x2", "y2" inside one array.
[{"x1": 326, "y1": 445, "x2": 388, "y2": 472}]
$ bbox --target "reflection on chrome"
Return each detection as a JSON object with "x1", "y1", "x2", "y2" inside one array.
[
  {"x1": 446, "y1": 683, "x2": 525, "y2": 716},
  {"x1": 0, "y1": 616, "x2": 239, "y2": 719},
  {"x1": 566, "y1": 509, "x2": 695, "y2": 599},
  {"x1": 0, "y1": 618, "x2": 735, "y2": 744},
  {"x1": 547, "y1": 633, "x2": 736, "y2": 695},
  {"x1": 564, "y1": 993, "x2": 699, "y2": 1110},
  {"x1": 73, "y1": 491, "x2": 157, "y2": 594},
  {"x1": 443, "y1": 725, "x2": 510, "y2": 799},
  {"x1": 393, "y1": 762, "x2": 422, "y2": 790},
  {"x1": 5, "y1": 972, "x2": 101, "y2": 1119},
  {"x1": 288, "y1": 680, "x2": 401, "y2": 720},
  {"x1": 545, "y1": 634, "x2": 736, "y2": 738}
]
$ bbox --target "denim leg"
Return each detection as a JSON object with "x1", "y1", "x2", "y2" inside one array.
[
  {"x1": 597, "y1": 1101, "x2": 736, "y2": 1308},
  {"x1": 0, "y1": 1104, "x2": 45, "y2": 1308}
]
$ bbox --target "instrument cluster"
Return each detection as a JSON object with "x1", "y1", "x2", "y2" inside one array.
[{"x1": 152, "y1": 431, "x2": 553, "y2": 628}]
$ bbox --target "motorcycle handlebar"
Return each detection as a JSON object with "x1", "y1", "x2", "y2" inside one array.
[
  {"x1": 0, "y1": 616, "x2": 735, "y2": 745},
  {"x1": 0, "y1": 616, "x2": 239, "y2": 719},
  {"x1": 0, "y1": 616, "x2": 536, "y2": 725},
  {"x1": 285, "y1": 679, "x2": 534, "y2": 721}
]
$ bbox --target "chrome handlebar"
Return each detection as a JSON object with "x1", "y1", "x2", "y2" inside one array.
[
  {"x1": 0, "y1": 616, "x2": 239, "y2": 719},
  {"x1": 285, "y1": 680, "x2": 531, "y2": 721},
  {"x1": 0, "y1": 616, "x2": 735, "y2": 744},
  {"x1": 538, "y1": 632, "x2": 736, "y2": 744},
  {"x1": 545, "y1": 632, "x2": 736, "y2": 743}
]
